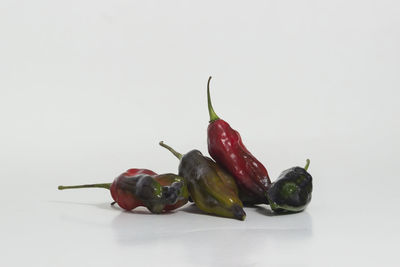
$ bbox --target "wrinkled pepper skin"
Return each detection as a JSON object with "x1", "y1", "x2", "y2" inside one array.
[
  {"x1": 267, "y1": 160, "x2": 312, "y2": 213},
  {"x1": 206, "y1": 77, "x2": 271, "y2": 204},
  {"x1": 59, "y1": 168, "x2": 188, "y2": 213},
  {"x1": 110, "y1": 168, "x2": 157, "y2": 211},
  {"x1": 159, "y1": 141, "x2": 246, "y2": 220},
  {"x1": 153, "y1": 173, "x2": 189, "y2": 211}
]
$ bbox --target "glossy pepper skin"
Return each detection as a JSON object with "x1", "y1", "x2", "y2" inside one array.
[
  {"x1": 159, "y1": 141, "x2": 246, "y2": 220},
  {"x1": 58, "y1": 168, "x2": 188, "y2": 213},
  {"x1": 267, "y1": 159, "x2": 312, "y2": 213},
  {"x1": 206, "y1": 77, "x2": 271, "y2": 205}
]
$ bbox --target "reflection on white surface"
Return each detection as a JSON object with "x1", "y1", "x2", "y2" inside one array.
[
  {"x1": 38, "y1": 200, "x2": 313, "y2": 266},
  {"x1": 109, "y1": 205, "x2": 312, "y2": 267},
  {"x1": 111, "y1": 205, "x2": 312, "y2": 242}
]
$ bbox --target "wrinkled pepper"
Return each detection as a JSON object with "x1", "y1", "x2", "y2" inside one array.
[
  {"x1": 206, "y1": 77, "x2": 271, "y2": 204},
  {"x1": 159, "y1": 141, "x2": 246, "y2": 220},
  {"x1": 267, "y1": 159, "x2": 313, "y2": 212},
  {"x1": 58, "y1": 168, "x2": 189, "y2": 213}
]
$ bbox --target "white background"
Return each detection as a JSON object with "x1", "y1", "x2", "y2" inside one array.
[{"x1": 1, "y1": 1, "x2": 399, "y2": 266}]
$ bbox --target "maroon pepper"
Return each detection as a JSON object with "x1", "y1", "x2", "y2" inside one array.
[
  {"x1": 206, "y1": 77, "x2": 271, "y2": 204},
  {"x1": 58, "y1": 168, "x2": 188, "y2": 213}
]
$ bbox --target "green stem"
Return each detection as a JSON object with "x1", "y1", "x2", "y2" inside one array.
[
  {"x1": 207, "y1": 76, "x2": 220, "y2": 123},
  {"x1": 304, "y1": 159, "x2": 310, "y2": 171},
  {"x1": 58, "y1": 183, "x2": 111, "y2": 190},
  {"x1": 159, "y1": 141, "x2": 183, "y2": 160}
]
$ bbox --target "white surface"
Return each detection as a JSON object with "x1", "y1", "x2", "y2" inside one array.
[{"x1": 1, "y1": 1, "x2": 400, "y2": 266}]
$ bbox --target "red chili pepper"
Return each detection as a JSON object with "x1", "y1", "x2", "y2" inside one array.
[
  {"x1": 206, "y1": 77, "x2": 271, "y2": 204},
  {"x1": 58, "y1": 168, "x2": 188, "y2": 213}
]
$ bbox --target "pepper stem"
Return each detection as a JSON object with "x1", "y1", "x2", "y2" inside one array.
[
  {"x1": 159, "y1": 141, "x2": 183, "y2": 160},
  {"x1": 304, "y1": 159, "x2": 310, "y2": 171},
  {"x1": 58, "y1": 183, "x2": 111, "y2": 190},
  {"x1": 207, "y1": 76, "x2": 220, "y2": 123}
]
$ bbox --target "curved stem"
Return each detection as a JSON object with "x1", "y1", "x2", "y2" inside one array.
[
  {"x1": 58, "y1": 183, "x2": 111, "y2": 190},
  {"x1": 159, "y1": 141, "x2": 183, "y2": 160},
  {"x1": 207, "y1": 76, "x2": 220, "y2": 123},
  {"x1": 304, "y1": 159, "x2": 310, "y2": 171}
]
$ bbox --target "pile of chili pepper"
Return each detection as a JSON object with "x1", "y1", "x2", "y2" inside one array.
[{"x1": 58, "y1": 77, "x2": 313, "y2": 220}]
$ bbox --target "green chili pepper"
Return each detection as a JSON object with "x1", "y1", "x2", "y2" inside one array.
[
  {"x1": 159, "y1": 141, "x2": 246, "y2": 220},
  {"x1": 267, "y1": 159, "x2": 313, "y2": 213}
]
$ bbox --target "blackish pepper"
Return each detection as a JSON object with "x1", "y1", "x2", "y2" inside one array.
[{"x1": 267, "y1": 159, "x2": 313, "y2": 212}]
